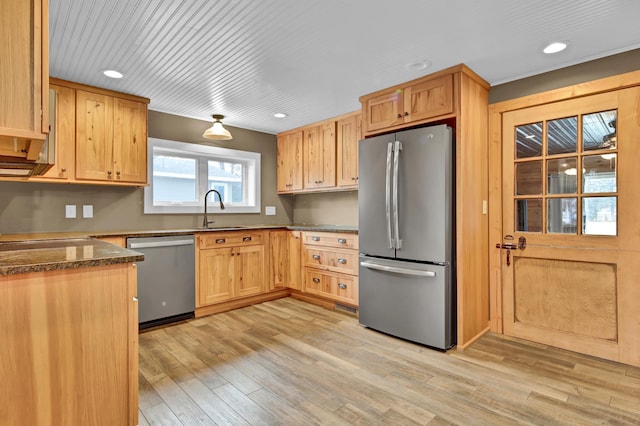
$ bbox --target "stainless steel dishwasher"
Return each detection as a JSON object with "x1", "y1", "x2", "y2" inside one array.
[{"x1": 127, "y1": 235, "x2": 195, "y2": 329}]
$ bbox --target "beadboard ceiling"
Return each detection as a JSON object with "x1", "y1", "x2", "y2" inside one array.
[{"x1": 49, "y1": 0, "x2": 640, "y2": 135}]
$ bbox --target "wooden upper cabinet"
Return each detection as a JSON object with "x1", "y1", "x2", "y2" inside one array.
[
  {"x1": 336, "y1": 112, "x2": 362, "y2": 188},
  {"x1": 0, "y1": 0, "x2": 49, "y2": 142},
  {"x1": 72, "y1": 85, "x2": 148, "y2": 184},
  {"x1": 113, "y1": 98, "x2": 147, "y2": 183},
  {"x1": 303, "y1": 121, "x2": 336, "y2": 190},
  {"x1": 361, "y1": 73, "x2": 455, "y2": 135},
  {"x1": 277, "y1": 131, "x2": 303, "y2": 193},
  {"x1": 76, "y1": 90, "x2": 115, "y2": 181}
]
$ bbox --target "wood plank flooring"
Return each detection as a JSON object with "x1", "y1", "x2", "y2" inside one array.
[{"x1": 138, "y1": 297, "x2": 640, "y2": 425}]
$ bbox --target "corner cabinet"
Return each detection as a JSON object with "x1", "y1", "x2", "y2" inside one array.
[
  {"x1": 276, "y1": 131, "x2": 303, "y2": 192},
  {"x1": 0, "y1": 0, "x2": 49, "y2": 144},
  {"x1": 359, "y1": 64, "x2": 490, "y2": 349}
]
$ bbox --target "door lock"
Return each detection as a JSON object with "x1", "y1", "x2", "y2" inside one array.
[{"x1": 495, "y1": 236, "x2": 526, "y2": 266}]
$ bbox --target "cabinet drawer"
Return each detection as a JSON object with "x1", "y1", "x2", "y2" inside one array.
[
  {"x1": 301, "y1": 231, "x2": 358, "y2": 249},
  {"x1": 197, "y1": 231, "x2": 264, "y2": 249},
  {"x1": 303, "y1": 247, "x2": 358, "y2": 275},
  {"x1": 304, "y1": 269, "x2": 358, "y2": 305}
]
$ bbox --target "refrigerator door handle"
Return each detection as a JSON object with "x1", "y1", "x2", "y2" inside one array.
[
  {"x1": 392, "y1": 141, "x2": 402, "y2": 249},
  {"x1": 360, "y1": 261, "x2": 436, "y2": 277},
  {"x1": 385, "y1": 142, "x2": 394, "y2": 249}
]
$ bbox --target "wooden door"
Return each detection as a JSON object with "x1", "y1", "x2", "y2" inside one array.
[
  {"x1": 235, "y1": 244, "x2": 265, "y2": 298},
  {"x1": 303, "y1": 122, "x2": 336, "y2": 190},
  {"x1": 113, "y1": 98, "x2": 147, "y2": 183},
  {"x1": 500, "y1": 88, "x2": 640, "y2": 366},
  {"x1": 362, "y1": 89, "x2": 403, "y2": 132},
  {"x1": 268, "y1": 230, "x2": 288, "y2": 290},
  {"x1": 336, "y1": 113, "x2": 361, "y2": 188},
  {"x1": 288, "y1": 231, "x2": 302, "y2": 290},
  {"x1": 403, "y1": 74, "x2": 454, "y2": 123},
  {"x1": 39, "y1": 83, "x2": 75, "y2": 180},
  {"x1": 276, "y1": 131, "x2": 303, "y2": 192},
  {"x1": 198, "y1": 247, "x2": 235, "y2": 306},
  {"x1": 75, "y1": 90, "x2": 114, "y2": 181}
]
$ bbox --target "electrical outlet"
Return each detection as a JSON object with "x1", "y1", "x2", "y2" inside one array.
[
  {"x1": 265, "y1": 206, "x2": 276, "y2": 216},
  {"x1": 65, "y1": 205, "x2": 76, "y2": 219},
  {"x1": 83, "y1": 205, "x2": 94, "y2": 218}
]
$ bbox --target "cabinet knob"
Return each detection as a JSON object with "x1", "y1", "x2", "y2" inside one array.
[
  {"x1": 242, "y1": 236, "x2": 252, "y2": 242},
  {"x1": 312, "y1": 277, "x2": 320, "y2": 283},
  {"x1": 107, "y1": 170, "x2": 112, "y2": 176},
  {"x1": 338, "y1": 283, "x2": 347, "y2": 289},
  {"x1": 397, "y1": 113, "x2": 402, "y2": 119},
  {"x1": 337, "y1": 258, "x2": 347, "y2": 264},
  {"x1": 404, "y1": 111, "x2": 409, "y2": 116},
  {"x1": 312, "y1": 254, "x2": 320, "y2": 260},
  {"x1": 116, "y1": 170, "x2": 121, "y2": 176},
  {"x1": 312, "y1": 236, "x2": 320, "y2": 241},
  {"x1": 60, "y1": 167, "x2": 66, "y2": 172},
  {"x1": 216, "y1": 238, "x2": 226, "y2": 244},
  {"x1": 337, "y1": 238, "x2": 346, "y2": 244}
]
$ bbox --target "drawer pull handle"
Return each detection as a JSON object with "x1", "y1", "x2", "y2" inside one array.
[
  {"x1": 337, "y1": 258, "x2": 347, "y2": 264},
  {"x1": 338, "y1": 238, "x2": 346, "y2": 244},
  {"x1": 312, "y1": 277, "x2": 320, "y2": 283},
  {"x1": 338, "y1": 283, "x2": 347, "y2": 289},
  {"x1": 243, "y1": 236, "x2": 252, "y2": 242},
  {"x1": 312, "y1": 254, "x2": 321, "y2": 260},
  {"x1": 312, "y1": 236, "x2": 320, "y2": 241},
  {"x1": 216, "y1": 238, "x2": 226, "y2": 244}
]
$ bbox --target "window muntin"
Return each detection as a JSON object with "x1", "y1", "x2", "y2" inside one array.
[
  {"x1": 513, "y1": 110, "x2": 617, "y2": 236},
  {"x1": 144, "y1": 138, "x2": 260, "y2": 214}
]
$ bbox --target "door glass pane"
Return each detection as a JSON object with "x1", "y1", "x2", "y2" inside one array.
[
  {"x1": 516, "y1": 199, "x2": 542, "y2": 232},
  {"x1": 547, "y1": 158, "x2": 577, "y2": 194},
  {"x1": 583, "y1": 155, "x2": 616, "y2": 193},
  {"x1": 547, "y1": 198, "x2": 577, "y2": 234},
  {"x1": 515, "y1": 122, "x2": 543, "y2": 158},
  {"x1": 515, "y1": 161, "x2": 542, "y2": 195},
  {"x1": 583, "y1": 197, "x2": 616, "y2": 235},
  {"x1": 582, "y1": 110, "x2": 617, "y2": 151},
  {"x1": 547, "y1": 116, "x2": 577, "y2": 155}
]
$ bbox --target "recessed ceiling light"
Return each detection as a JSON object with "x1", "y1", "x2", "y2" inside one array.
[
  {"x1": 543, "y1": 42, "x2": 567, "y2": 54},
  {"x1": 405, "y1": 60, "x2": 432, "y2": 72},
  {"x1": 274, "y1": 113, "x2": 287, "y2": 119},
  {"x1": 103, "y1": 69, "x2": 124, "y2": 79}
]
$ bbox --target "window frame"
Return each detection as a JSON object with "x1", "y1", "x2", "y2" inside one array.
[{"x1": 144, "y1": 137, "x2": 261, "y2": 214}]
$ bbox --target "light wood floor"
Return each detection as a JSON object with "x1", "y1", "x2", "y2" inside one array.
[{"x1": 138, "y1": 297, "x2": 640, "y2": 425}]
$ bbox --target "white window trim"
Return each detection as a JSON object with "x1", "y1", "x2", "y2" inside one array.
[{"x1": 144, "y1": 137, "x2": 261, "y2": 214}]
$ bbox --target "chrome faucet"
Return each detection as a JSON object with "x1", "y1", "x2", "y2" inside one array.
[{"x1": 202, "y1": 189, "x2": 225, "y2": 228}]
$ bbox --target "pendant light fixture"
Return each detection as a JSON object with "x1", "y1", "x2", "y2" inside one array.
[{"x1": 203, "y1": 114, "x2": 233, "y2": 140}]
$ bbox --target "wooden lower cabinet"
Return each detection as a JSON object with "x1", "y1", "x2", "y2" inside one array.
[
  {"x1": 0, "y1": 263, "x2": 138, "y2": 425},
  {"x1": 304, "y1": 269, "x2": 358, "y2": 305},
  {"x1": 268, "y1": 229, "x2": 302, "y2": 291},
  {"x1": 196, "y1": 231, "x2": 267, "y2": 308}
]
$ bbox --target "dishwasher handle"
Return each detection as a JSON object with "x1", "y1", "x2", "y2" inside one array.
[
  {"x1": 128, "y1": 239, "x2": 194, "y2": 249},
  {"x1": 360, "y1": 261, "x2": 436, "y2": 277}
]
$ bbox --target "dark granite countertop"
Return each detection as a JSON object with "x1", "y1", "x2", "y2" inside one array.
[{"x1": 0, "y1": 238, "x2": 144, "y2": 276}]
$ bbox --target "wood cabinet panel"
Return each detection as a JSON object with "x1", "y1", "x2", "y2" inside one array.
[
  {"x1": 0, "y1": 0, "x2": 48, "y2": 142},
  {"x1": 269, "y1": 230, "x2": 288, "y2": 290},
  {"x1": 301, "y1": 231, "x2": 358, "y2": 250},
  {"x1": 235, "y1": 244, "x2": 265, "y2": 298},
  {"x1": 198, "y1": 247, "x2": 235, "y2": 305},
  {"x1": 0, "y1": 264, "x2": 137, "y2": 425},
  {"x1": 303, "y1": 121, "x2": 336, "y2": 189},
  {"x1": 75, "y1": 90, "x2": 115, "y2": 181},
  {"x1": 303, "y1": 247, "x2": 358, "y2": 275},
  {"x1": 277, "y1": 131, "x2": 303, "y2": 192},
  {"x1": 362, "y1": 89, "x2": 404, "y2": 132},
  {"x1": 288, "y1": 231, "x2": 302, "y2": 291},
  {"x1": 199, "y1": 231, "x2": 265, "y2": 249},
  {"x1": 113, "y1": 97, "x2": 147, "y2": 183},
  {"x1": 336, "y1": 112, "x2": 361, "y2": 188},
  {"x1": 403, "y1": 74, "x2": 454, "y2": 122},
  {"x1": 304, "y1": 269, "x2": 357, "y2": 305}
]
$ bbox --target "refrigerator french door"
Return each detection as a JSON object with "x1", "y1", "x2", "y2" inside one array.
[{"x1": 358, "y1": 124, "x2": 455, "y2": 350}]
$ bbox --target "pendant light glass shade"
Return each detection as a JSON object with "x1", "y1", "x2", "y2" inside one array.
[{"x1": 203, "y1": 114, "x2": 233, "y2": 140}]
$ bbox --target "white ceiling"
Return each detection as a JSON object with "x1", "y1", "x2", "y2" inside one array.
[{"x1": 49, "y1": 0, "x2": 640, "y2": 135}]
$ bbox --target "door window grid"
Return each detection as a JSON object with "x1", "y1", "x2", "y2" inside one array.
[{"x1": 514, "y1": 110, "x2": 617, "y2": 236}]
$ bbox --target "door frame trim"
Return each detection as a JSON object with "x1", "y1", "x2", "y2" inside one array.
[{"x1": 487, "y1": 69, "x2": 640, "y2": 334}]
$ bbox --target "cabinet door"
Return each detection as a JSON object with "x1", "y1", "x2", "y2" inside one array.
[
  {"x1": 235, "y1": 244, "x2": 265, "y2": 298},
  {"x1": 113, "y1": 98, "x2": 147, "y2": 183},
  {"x1": 288, "y1": 231, "x2": 302, "y2": 290},
  {"x1": 37, "y1": 84, "x2": 75, "y2": 180},
  {"x1": 403, "y1": 74, "x2": 454, "y2": 123},
  {"x1": 303, "y1": 121, "x2": 336, "y2": 189},
  {"x1": 277, "y1": 131, "x2": 303, "y2": 192},
  {"x1": 198, "y1": 247, "x2": 235, "y2": 305},
  {"x1": 269, "y1": 230, "x2": 288, "y2": 290},
  {"x1": 362, "y1": 89, "x2": 403, "y2": 133},
  {"x1": 75, "y1": 90, "x2": 114, "y2": 181},
  {"x1": 336, "y1": 113, "x2": 361, "y2": 187},
  {"x1": 0, "y1": 0, "x2": 48, "y2": 140}
]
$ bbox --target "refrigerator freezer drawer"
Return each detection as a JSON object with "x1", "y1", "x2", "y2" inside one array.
[{"x1": 358, "y1": 255, "x2": 455, "y2": 350}]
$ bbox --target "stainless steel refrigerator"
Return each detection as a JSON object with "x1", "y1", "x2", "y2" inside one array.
[{"x1": 358, "y1": 124, "x2": 455, "y2": 350}]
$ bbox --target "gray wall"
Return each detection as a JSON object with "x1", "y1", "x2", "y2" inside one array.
[{"x1": 0, "y1": 111, "x2": 293, "y2": 234}]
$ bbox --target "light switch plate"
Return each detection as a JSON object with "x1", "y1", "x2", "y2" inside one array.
[
  {"x1": 265, "y1": 206, "x2": 276, "y2": 216},
  {"x1": 83, "y1": 205, "x2": 93, "y2": 218},
  {"x1": 65, "y1": 205, "x2": 76, "y2": 219}
]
